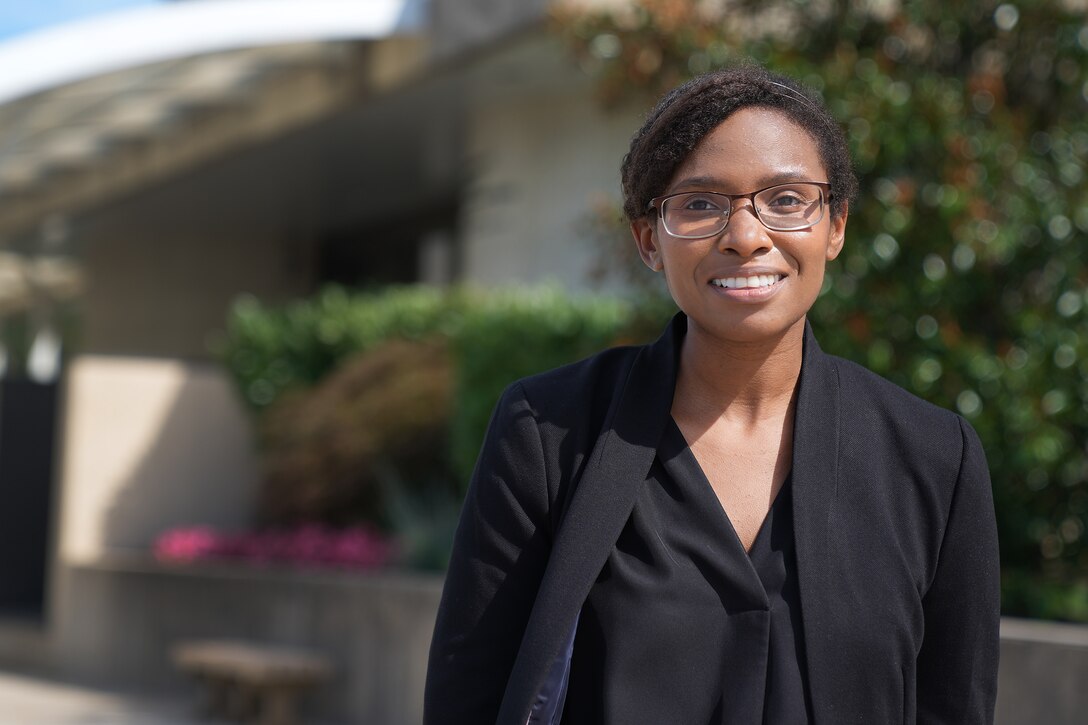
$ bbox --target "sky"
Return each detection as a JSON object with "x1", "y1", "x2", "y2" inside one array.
[{"x1": 0, "y1": 0, "x2": 163, "y2": 42}]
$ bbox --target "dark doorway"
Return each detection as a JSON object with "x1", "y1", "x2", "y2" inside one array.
[
  {"x1": 0, "y1": 379, "x2": 58, "y2": 618},
  {"x1": 318, "y1": 201, "x2": 459, "y2": 287}
]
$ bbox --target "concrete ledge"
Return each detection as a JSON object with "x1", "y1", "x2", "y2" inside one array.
[
  {"x1": 997, "y1": 617, "x2": 1088, "y2": 725},
  {"x1": 0, "y1": 615, "x2": 51, "y2": 672},
  {"x1": 2, "y1": 557, "x2": 1085, "y2": 724},
  {"x1": 45, "y1": 557, "x2": 443, "y2": 725}
]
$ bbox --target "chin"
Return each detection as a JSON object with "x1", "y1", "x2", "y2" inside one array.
[{"x1": 690, "y1": 309, "x2": 810, "y2": 346}]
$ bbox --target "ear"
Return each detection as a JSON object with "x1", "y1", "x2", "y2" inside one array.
[
  {"x1": 825, "y1": 205, "x2": 848, "y2": 261},
  {"x1": 632, "y1": 217, "x2": 663, "y2": 271}
]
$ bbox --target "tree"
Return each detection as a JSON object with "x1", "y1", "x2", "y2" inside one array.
[{"x1": 553, "y1": 0, "x2": 1088, "y2": 620}]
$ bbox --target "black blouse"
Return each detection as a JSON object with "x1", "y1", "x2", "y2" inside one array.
[{"x1": 561, "y1": 418, "x2": 812, "y2": 724}]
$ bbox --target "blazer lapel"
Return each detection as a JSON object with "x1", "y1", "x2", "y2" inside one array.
[
  {"x1": 496, "y1": 314, "x2": 683, "y2": 725},
  {"x1": 791, "y1": 323, "x2": 842, "y2": 725}
]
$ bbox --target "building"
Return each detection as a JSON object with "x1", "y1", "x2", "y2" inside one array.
[{"x1": 0, "y1": 1, "x2": 639, "y2": 721}]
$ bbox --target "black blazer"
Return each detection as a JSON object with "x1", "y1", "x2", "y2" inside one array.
[{"x1": 425, "y1": 314, "x2": 1000, "y2": 724}]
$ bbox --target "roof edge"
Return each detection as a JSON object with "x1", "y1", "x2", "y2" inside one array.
[{"x1": 0, "y1": 0, "x2": 427, "y2": 105}]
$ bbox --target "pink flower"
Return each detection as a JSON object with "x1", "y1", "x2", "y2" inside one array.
[
  {"x1": 153, "y1": 527, "x2": 220, "y2": 562},
  {"x1": 153, "y1": 524, "x2": 396, "y2": 569}
]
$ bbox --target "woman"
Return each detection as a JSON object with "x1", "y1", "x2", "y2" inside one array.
[{"x1": 425, "y1": 65, "x2": 1000, "y2": 724}]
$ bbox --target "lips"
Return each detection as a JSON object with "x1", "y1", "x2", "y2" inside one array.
[{"x1": 710, "y1": 273, "x2": 784, "y2": 289}]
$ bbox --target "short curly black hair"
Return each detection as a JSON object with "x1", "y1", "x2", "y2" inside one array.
[{"x1": 621, "y1": 64, "x2": 857, "y2": 222}]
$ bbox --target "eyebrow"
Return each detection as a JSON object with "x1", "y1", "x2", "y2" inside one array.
[{"x1": 668, "y1": 169, "x2": 817, "y2": 193}]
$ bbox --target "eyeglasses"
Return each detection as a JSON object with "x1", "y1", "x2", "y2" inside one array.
[{"x1": 648, "y1": 181, "x2": 832, "y2": 238}]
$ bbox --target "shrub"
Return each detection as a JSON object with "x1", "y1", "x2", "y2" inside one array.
[
  {"x1": 258, "y1": 337, "x2": 456, "y2": 528},
  {"x1": 220, "y1": 286, "x2": 461, "y2": 411},
  {"x1": 450, "y1": 287, "x2": 649, "y2": 483},
  {"x1": 221, "y1": 285, "x2": 674, "y2": 566}
]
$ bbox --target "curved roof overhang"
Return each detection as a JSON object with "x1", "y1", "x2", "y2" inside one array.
[
  {"x1": 0, "y1": 0, "x2": 430, "y2": 242},
  {"x1": 0, "y1": 0, "x2": 427, "y2": 106}
]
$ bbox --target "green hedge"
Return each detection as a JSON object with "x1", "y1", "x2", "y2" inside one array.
[
  {"x1": 450, "y1": 288, "x2": 668, "y2": 482},
  {"x1": 221, "y1": 286, "x2": 461, "y2": 410},
  {"x1": 220, "y1": 285, "x2": 673, "y2": 486}
]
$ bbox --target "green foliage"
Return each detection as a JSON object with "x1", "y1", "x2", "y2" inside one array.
[
  {"x1": 220, "y1": 286, "x2": 461, "y2": 410},
  {"x1": 221, "y1": 285, "x2": 674, "y2": 560},
  {"x1": 383, "y1": 472, "x2": 473, "y2": 571},
  {"x1": 450, "y1": 288, "x2": 642, "y2": 483},
  {"x1": 553, "y1": 0, "x2": 1088, "y2": 619},
  {"x1": 258, "y1": 337, "x2": 456, "y2": 530}
]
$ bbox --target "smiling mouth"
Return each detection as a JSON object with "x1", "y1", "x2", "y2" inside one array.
[{"x1": 710, "y1": 274, "x2": 784, "y2": 289}]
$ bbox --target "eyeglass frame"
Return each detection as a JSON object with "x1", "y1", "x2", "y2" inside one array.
[{"x1": 647, "y1": 181, "x2": 833, "y2": 238}]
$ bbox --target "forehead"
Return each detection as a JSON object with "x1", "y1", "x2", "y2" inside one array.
[{"x1": 669, "y1": 106, "x2": 826, "y2": 190}]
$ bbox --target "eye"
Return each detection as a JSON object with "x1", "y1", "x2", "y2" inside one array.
[
  {"x1": 766, "y1": 191, "x2": 808, "y2": 208},
  {"x1": 678, "y1": 194, "x2": 725, "y2": 212},
  {"x1": 763, "y1": 185, "x2": 819, "y2": 211}
]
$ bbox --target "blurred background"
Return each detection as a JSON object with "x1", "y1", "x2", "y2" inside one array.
[{"x1": 0, "y1": 0, "x2": 1084, "y2": 723}]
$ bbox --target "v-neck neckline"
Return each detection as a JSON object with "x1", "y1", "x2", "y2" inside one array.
[{"x1": 661, "y1": 416, "x2": 790, "y2": 559}]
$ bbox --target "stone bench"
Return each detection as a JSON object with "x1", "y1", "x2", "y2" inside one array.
[{"x1": 172, "y1": 639, "x2": 333, "y2": 725}]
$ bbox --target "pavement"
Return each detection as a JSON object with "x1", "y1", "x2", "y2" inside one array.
[{"x1": 0, "y1": 671, "x2": 223, "y2": 725}]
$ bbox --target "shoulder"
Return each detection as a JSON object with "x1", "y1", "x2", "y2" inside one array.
[
  {"x1": 475, "y1": 342, "x2": 650, "y2": 532},
  {"x1": 504, "y1": 342, "x2": 645, "y2": 424},
  {"x1": 812, "y1": 349, "x2": 994, "y2": 594},
  {"x1": 827, "y1": 353, "x2": 960, "y2": 429},
  {"x1": 819, "y1": 351, "x2": 977, "y2": 476},
  {"x1": 818, "y1": 351, "x2": 988, "y2": 505}
]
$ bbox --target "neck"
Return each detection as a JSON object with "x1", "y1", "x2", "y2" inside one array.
[{"x1": 672, "y1": 317, "x2": 805, "y2": 427}]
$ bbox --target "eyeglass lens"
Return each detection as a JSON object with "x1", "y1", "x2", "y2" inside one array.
[{"x1": 662, "y1": 183, "x2": 826, "y2": 237}]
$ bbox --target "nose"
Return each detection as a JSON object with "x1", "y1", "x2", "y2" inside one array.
[{"x1": 717, "y1": 200, "x2": 772, "y2": 257}]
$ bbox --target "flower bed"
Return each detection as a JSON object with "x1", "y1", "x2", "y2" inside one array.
[{"x1": 153, "y1": 524, "x2": 395, "y2": 569}]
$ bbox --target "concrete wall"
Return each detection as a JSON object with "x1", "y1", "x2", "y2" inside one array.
[
  {"x1": 78, "y1": 226, "x2": 308, "y2": 360},
  {"x1": 428, "y1": 0, "x2": 551, "y2": 60},
  {"x1": 459, "y1": 80, "x2": 641, "y2": 290},
  {"x1": 46, "y1": 559, "x2": 442, "y2": 725},
  {"x1": 75, "y1": 146, "x2": 316, "y2": 360},
  {"x1": 50, "y1": 111, "x2": 319, "y2": 560},
  {"x1": 55, "y1": 357, "x2": 260, "y2": 562},
  {"x1": 996, "y1": 617, "x2": 1088, "y2": 725}
]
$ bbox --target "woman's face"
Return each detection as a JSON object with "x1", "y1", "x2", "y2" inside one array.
[{"x1": 632, "y1": 106, "x2": 847, "y2": 347}]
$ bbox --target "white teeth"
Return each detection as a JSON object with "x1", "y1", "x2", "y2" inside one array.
[{"x1": 711, "y1": 274, "x2": 782, "y2": 289}]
